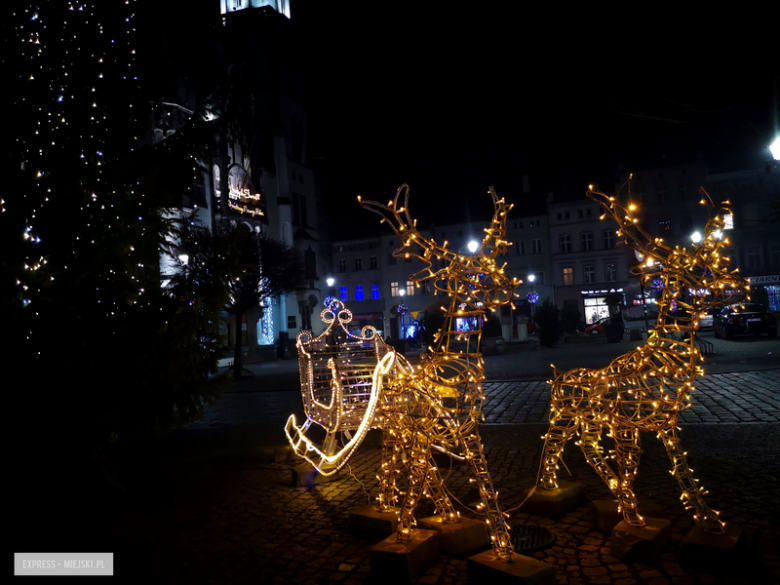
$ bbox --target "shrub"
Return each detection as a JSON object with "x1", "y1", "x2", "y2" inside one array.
[{"x1": 561, "y1": 305, "x2": 581, "y2": 334}]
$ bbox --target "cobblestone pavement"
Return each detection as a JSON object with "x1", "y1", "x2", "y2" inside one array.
[
  {"x1": 112, "y1": 423, "x2": 780, "y2": 584},
  {"x1": 187, "y1": 370, "x2": 780, "y2": 429}
]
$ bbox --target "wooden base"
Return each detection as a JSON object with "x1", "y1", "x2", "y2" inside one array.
[
  {"x1": 682, "y1": 522, "x2": 744, "y2": 564},
  {"x1": 467, "y1": 549, "x2": 556, "y2": 584},
  {"x1": 348, "y1": 505, "x2": 400, "y2": 539},
  {"x1": 418, "y1": 515, "x2": 489, "y2": 556},
  {"x1": 370, "y1": 529, "x2": 441, "y2": 583},
  {"x1": 523, "y1": 481, "x2": 585, "y2": 517},
  {"x1": 610, "y1": 518, "x2": 671, "y2": 562}
]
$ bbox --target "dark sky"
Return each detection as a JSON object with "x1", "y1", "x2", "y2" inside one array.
[{"x1": 289, "y1": 2, "x2": 777, "y2": 233}]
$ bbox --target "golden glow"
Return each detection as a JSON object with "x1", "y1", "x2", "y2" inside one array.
[
  {"x1": 359, "y1": 184, "x2": 518, "y2": 560},
  {"x1": 539, "y1": 185, "x2": 747, "y2": 536}
]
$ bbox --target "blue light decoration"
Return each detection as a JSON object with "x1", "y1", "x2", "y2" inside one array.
[
  {"x1": 323, "y1": 296, "x2": 340, "y2": 310},
  {"x1": 651, "y1": 279, "x2": 665, "y2": 291},
  {"x1": 527, "y1": 291, "x2": 540, "y2": 304},
  {"x1": 670, "y1": 299, "x2": 678, "y2": 313},
  {"x1": 393, "y1": 303, "x2": 409, "y2": 316}
]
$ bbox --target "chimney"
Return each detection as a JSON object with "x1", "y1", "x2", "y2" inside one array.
[{"x1": 522, "y1": 175, "x2": 530, "y2": 194}]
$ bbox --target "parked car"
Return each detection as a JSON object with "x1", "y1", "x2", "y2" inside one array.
[
  {"x1": 713, "y1": 303, "x2": 777, "y2": 339},
  {"x1": 696, "y1": 307, "x2": 719, "y2": 330},
  {"x1": 585, "y1": 317, "x2": 610, "y2": 335}
]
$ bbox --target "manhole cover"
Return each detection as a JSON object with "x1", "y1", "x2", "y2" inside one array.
[{"x1": 508, "y1": 524, "x2": 555, "y2": 554}]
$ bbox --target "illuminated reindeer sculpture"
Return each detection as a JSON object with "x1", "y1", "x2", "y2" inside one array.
[
  {"x1": 360, "y1": 184, "x2": 520, "y2": 560},
  {"x1": 540, "y1": 185, "x2": 748, "y2": 534}
]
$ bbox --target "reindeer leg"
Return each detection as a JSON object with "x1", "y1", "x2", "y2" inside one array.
[
  {"x1": 541, "y1": 414, "x2": 577, "y2": 489},
  {"x1": 462, "y1": 432, "x2": 514, "y2": 560},
  {"x1": 422, "y1": 448, "x2": 459, "y2": 523},
  {"x1": 580, "y1": 421, "x2": 619, "y2": 495},
  {"x1": 377, "y1": 427, "x2": 401, "y2": 513},
  {"x1": 396, "y1": 432, "x2": 431, "y2": 541},
  {"x1": 614, "y1": 426, "x2": 644, "y2": 526},
  {"x1": 661, "y1": 427, "x2": 725, "y2": 534}
]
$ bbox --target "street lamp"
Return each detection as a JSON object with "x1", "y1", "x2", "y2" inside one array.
[
  {"x1": 326, "y1": 277, "x2": 335, "y2": 287},
  {"x1": 691, "y1": 232, "x2": 702, "y2": 244},
  {"x1": 527, "y1": 274, "x2": 536, "y2": 283},
  {"x1": 770, "y1": 136, "x2": 780, "y2": 161},
  {"x1": 467, "y1": 241, "x2": 479, "y2": 254}
]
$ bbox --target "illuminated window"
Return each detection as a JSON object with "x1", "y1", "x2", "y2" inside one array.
[
  {"x1": 339, "y1": 286, "x2": 348, "y2": 301},
  {"x1": 355, "y1": 285, "x2": 364, "y2": 301},
  {"x1": 370, "y1": 255, "x2": 378, "y2": 270},
  {"x1": 560, "y1": 234, "x2": 571, "y2": 253},
  {"x1": 581, "y1": 232, "x2": 593, "y2": 251},
  {"x1": 583, "y1": 265, "x2": 595, "y2": 284},
  {"x1": 563, "y1": 267, "x2": 574, "y2": 285},
  {"x1": 354, "y1": 258, "x2": 362, "y2": 271},
  {"x1": 338, "y1": 259, "x2": 346, "y2": 273},
  {"x1": 603, "y1": 230, "x2": 615, "y2": 249},
  {"x1": 391, "y1": 281, "x2": 399, "y2": 297},
  {"x1": 606, "y1": 263, "x2": 617, "y2": 282},
  {"x1": 371, "y1": 283, "x2": 380, "y2": 299},
  {"x1": 724, "y1": 213, "x2": 734, "y2": 230},
  {"x1": 406, "y1": 281, "x2": 414, "y2": 296}
]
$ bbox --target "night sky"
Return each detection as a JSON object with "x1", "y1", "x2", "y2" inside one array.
[{"x1": 289, "y1": 2, "x2": 777, "y2": 233}]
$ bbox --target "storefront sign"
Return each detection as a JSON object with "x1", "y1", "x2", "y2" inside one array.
[{"x1": 749, "y1": 275, "x2": 779, "y2": 285}]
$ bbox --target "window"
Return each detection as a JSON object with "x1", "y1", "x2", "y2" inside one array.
[
  {"x1": 516, "y1": 241, "x2": 525, "y2": 255},
  {"x1": 530, "y1": 272, "x2": 545, "y2": 285},
  {"x1": 557, "y1": 213, "x2": 562, "y2": 220},
  {"x1": 657, "y1": 185, "x2": 668, "y2": 203},
  {"x1": 371, "y1": 283, "x2": 380, "y2": 299},
  {"x1": 354, "y1": 258, "x2": 362, "y2": 271},
  {"x1": 581, "y1": 232, "x2": 593, "y2": 251},
  {"x1": 391, "y1": 281, "x2": 399, "y2": 297},
  {"x1": 560, "y1": 234, "x2": 571, "y2": 253},
  {"x1": 355, "y1": 285, "x2": 364, "y2": 301},
  {"x1": 679, "y1": 183, "x2": 689, "y2": 200},
  {"x1": 388, "y1": 239, "x2": 395, "y2": 247},
  {"x1": 338, "y1": 259, "x2": 346, "y2": 273},
  {"x1": 421, "y1": 279, "x2": 431, "y2": 295},
  {"x1": 565, "y1": 212, "x2": 570, "y2": 220},
  {"x1": 287, "y1": 315, "x2": 297, "y2": 329},
  {"x1": 563, "y1": 267, "x2": 574, "y2": 286},
  {"x1": 532, "y1": 239, "x2": 542, "y2": 254},
  {"x1": 339, "y1": 286, "x2": 348, "y2": 301},
  {"x1": 578, "y1": 210, "x2": 583, "y2": 218},
  {"x1": 519, "y1": 221, "x2": 524, "y2": 228},
  {"x1": 724, "y1": 213, "x2": 734, "y2": 230},
  {"x1": 406, "y1": 281, "x2": 414, "y2": 296},
  {"x1": 387, "y1": 253, "x2": 396, "y2": 265},
  {"x1": 301, "y1": 311, "x2": 311, "y2": 331},
  {"x1": 603, "y1": 230, "x2": 615, "y2": 249},
  {"x1": 586, "y1": 209, "x2": 592, "y2": 218},
  {"x1": 771, "y1": 244, "x2": 780, "y2": 266},
  {"x1": 370, "y1": 255, "x2": 378, "y2": 270},
  {"x1": 746, "y1": 246, "x2": 761, "y2": 269},
  {"x1": 605, "y1": 263, "x2": 617, "y2": 283},
  {"x1": 584, "y1": 265, "x2": 595, "y2": 284}
]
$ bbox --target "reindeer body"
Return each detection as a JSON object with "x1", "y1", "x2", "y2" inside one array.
[
  {"x1": 541, "y1": 187, "x2": 748, "y2": 534},
  {"x1": 362, "y1": 185, "x2": 518, "y2": 560}
]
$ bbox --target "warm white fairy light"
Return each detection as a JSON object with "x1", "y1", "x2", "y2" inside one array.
[
  {"x1": 359, "y1": 184, "x2": 520, "y2": 561},
  {"x1": 539, "y1": 184, "x2": 749, "y2": 535}
]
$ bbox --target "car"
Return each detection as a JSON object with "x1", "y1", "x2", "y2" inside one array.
[
  {"x1": 713, "y1": 303, "x2": 777, "y2": 339},
  {"x1": 696, "y1": 307, "x2": 719, "y2": 330},
  {"x1": 585, "y1": 317, "x2": 610, "y2": 335}
]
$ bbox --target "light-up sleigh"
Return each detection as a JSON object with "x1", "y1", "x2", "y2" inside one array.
[{"x1": 284, "y1": 300, "x2": 409, "y2": 476}]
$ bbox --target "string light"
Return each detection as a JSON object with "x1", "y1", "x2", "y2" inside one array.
[{"x1": 539, "y1": 183, "x2": 749, "y2": 535}]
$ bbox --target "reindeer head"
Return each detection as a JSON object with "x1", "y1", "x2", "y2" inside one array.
[
  {"x1": 359, "y1": 184, "x2": 519, "y2": 315},
  {"x1": 588, "y1": 183, "x2": 749, "y2": 319}
]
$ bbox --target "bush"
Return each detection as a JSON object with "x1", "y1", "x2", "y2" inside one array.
[
  {"x1": 534, "y1": 298, "x2": 563, "y2": 348},
  {"x1": 561, "y1": 305, "x2": 581, "y2": 334}
]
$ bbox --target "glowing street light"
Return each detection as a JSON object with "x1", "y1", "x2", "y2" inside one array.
[
  {"x1": 527, "y1": 274, "x2": 536, "y2": 283},
  {"x1": 326, "y1": 277, "x2": 335, "y2": 287},
  {"x1": 770, "y1": 137, "x2": 780, "y2": 161},
  {"x1": 691, "y1": 231, "x2": 702, "y2": 244},
  {"x1": 467, "y1": 240, "x2": 479, "y2": 253}
]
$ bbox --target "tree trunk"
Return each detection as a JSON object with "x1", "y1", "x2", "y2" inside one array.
[{"x1": 233, "y1": 311, "x2": 243, "y2": 378}]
